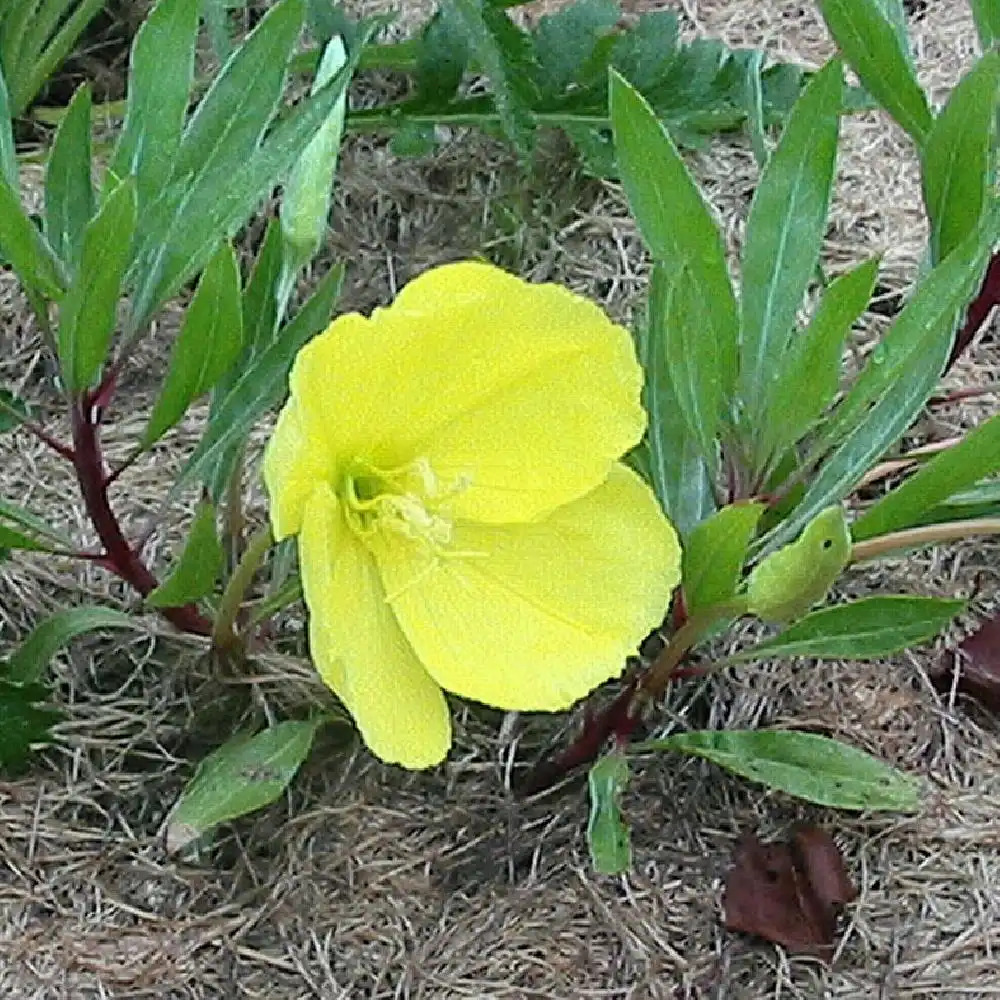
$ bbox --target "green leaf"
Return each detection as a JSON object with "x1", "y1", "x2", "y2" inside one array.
[
  {"x1": 587, "y1": 750, "x2": 631, "y2": 875},
  {"x1": 240, "y1": 216, "x2": 284, "y2": 357},
  {"x1": 0, "y1": 497, "x2": 73, "y2": 552},
  {"x1": 970, "y1": 0, "x2": 1000, "y2": 49},
  {"x1": 44, "y1": 82, "x2": 94, "y2": 273},
  {"x1": 921, "y1": 51, "x2": 1000, "y2": 264},
  {"x1": 173, "y1": 0, "x2": 303, "y2": 197},
  {"x1": 0, "y1": 176, "x2": 66, "y2": 299},
  {"x1": 127, "y1": 0, "x2": 304, "y2": 323},
  {"x1": 651, "y1": 263, "x2": 723, "y2": 466},
  {"x1": 746, "y1": 506, "x2": 852, "y2": 625},
  {"x1": 56, "y1": 177, "x2": 137, "y2": 392},
  {"x1": 415, "y1": 7, "x2": 469, "y2": 102},
  {"x1": 280, "y1": 34, "x2": 350, "y2": 264},
  {"x1": 143, "y1": 242, "x2": 244, "y2": 446},
  {"x1": 642, "y1": 729, "x2": 920, "y2": 811},
  {"x1": 111, "y1": 0, "x2": 200, "y2": 210},
  {"x1": 854, "y1": 412, "x2": 1000, "y2": 540},
  {"x1": 0, "y1": 677, "x2": 62, "y2": 772},
  {"x1": 739, "y1": 47, "x2": 768, "y2": 167},
  {"x1": 128, "y1": 18, "x2": 359, "y2": 328},
  {"x1": 4, "y1": 0, "x2": 105, "y2": 119},
  {"x1": 164, "y1": 718, "x2": 325, "y2": 854},
  {"x1": 532, "y1": 0, "x2": 619, "y2": 98},
  {"x1": 6, "y1": 605, "x2": 137, "y2": 683},
  {"x1": 639, "y1": 270, "x2": 716, "y2": 538},
  {"x1": 609, "y1": 70, "x2": 738, "y2": 403},
  {"x1": 0, "y1": 524, "x2": 53, "y2": 553},
  {"x1": 0, "y1": 65, "x2": 17, "y2": 190},
  {"x1": 683, "y1": 502, "x2": 765, "y2": 614},
  {"x1": 0, "y1": 389, "x2": 34, "y2": 433},
  {"x1": 759, "y1": 257, "x2": 881, "y2": 467},
  {"x1": 739, "y1": 60, "x2": 843, "y2": 438},
  {"x1": 179, "y1": 262, "x2": 344, "y2": 491},
  {"x1": 609, "y1": 10, "x2": 681, "y2": 94},
  {"x1": 816, "y1": 0, "x2": 932, "y2": 146},
  {"x1": 445, "y1": 0, "x2": 540, "y2": 155},
  {"x1": 146, "y1": 501, "x2": 224, "y2": 608},
  {"x1": 733, "y1": 596, "x2": 965, "y2": 660},
  {"x1": 201, "y1": 218, "x2": 285, "y2": 502},
  {"x1": 768, "y1": 205, "x2": 999, "y2": 551}
]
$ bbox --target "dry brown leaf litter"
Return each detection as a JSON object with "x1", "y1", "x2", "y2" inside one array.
[{"x1": 2, "y1": 1, "x2": 1000, "y2": 997}]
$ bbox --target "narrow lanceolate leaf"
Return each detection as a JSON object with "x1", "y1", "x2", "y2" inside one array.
[
  {"x1": 740, "y1": 47, "x2": 769, "y2": 167},
  {"x1": 0, "y1": 389, "x2": 34, "y2": 433},
  {"x1": 280, "y1": 35, "x2": 349, "y2": 264},
  {"x1": 854, "y1": 412, "x2": 1000, "y2": 540},
  {"x1": 172, "y1": 0, "x2": 303, "y2": 195},
  {"x1": 445, "y1": 0, "x2": 539, "y2": 155},
  {"x1": 759, "y1": 257, "x2": 880, "y2": 467},
  {"x1": 0, "y1": 66, "x2": 17, "y2": 190},
  {"x1": 0, "y1": 177, "x2": 66, "y2": 299},
  {"x1": 739, "y1": 60, "x2": 843, "y2": 438},
  {"x1": 683, "y1": 502, "x2": 765, "y2": 614},
  {"x1": 5, "y1": 606, "x2": 137, "y2": 683},
  {"x1": 817, "y1": 0, "x2": 932, "y2": 146},
  {"x1": 44, "y1": 83, "x2": 94, "y2": 273},
  {"x1": 610, "y1": 70, "x2": 738, "y2": 402},
  {"x1": 144, "y1": 242, "x2": 243, "y2": 446},
  {"x1": 643, "y1": 730, "x2": 921, "y2": 811},
  {"x1": 970, "y1": 0, "x2": 1000, "y2": 50},
  {"x1": 921, "y1": 52, "x2": 1000, "y2": 264},
  {"x1": 0, "y1": 524, "x2": 56, "y2": 553},
  {"x1": 180, "y1": 262, "x2": 345, "y2": 491},
  {"x1": 0, "y1": 677, "x2": 62, "y2": 772},
  {"x1": 653, "y1": 263, "x2": 723, "y2": 465},
  {"x1": 0, "y1": 498, "x2": 73, "y2": 551},
  {"x1": 163, "y1": 718, "x2": 326, "y2": 854},
  {"x1": 240, "y1": 215, "x2": 283, "y2": 358},
  {"x1": 640, "y1": 272, "x2": 716, "y2": 538},
  {"x1": 201, "y1": 218, "x2": 285, "y2": 501},
  {"x1": 147, "y1": 502, "x2": 224, "y2": 607},
  {"x1": 587, "y1": 751, "x2": 632, "y2": 876},
  {"x1": 128, "y1": 36, "x2": 357, "y2": 328},
  {"x1": 733, "y1": 596, "x2": 966, "y2": 660},
  {"x1": 57, "y1": 178, "x2": 137, "y2": 393},
  {"x1": 768, "y1": 206, "x2": 999, "y2": 551},
  {"x1": 111, "y1": 0, "x2": 200, "y2": 209}
]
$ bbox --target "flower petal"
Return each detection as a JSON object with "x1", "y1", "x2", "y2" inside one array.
[
  {"x1": 371, "y1": 463, "x2": 681, "y2": 711},
  {"x1": 288, "y1": 261, "x2": 646, "y2": 522},
  {"x1": 263, "y1": 395, "x2": 335, "y2": 540},
  {"x1": 299, "y1": 483, "x2": 452, "y2": 768}
]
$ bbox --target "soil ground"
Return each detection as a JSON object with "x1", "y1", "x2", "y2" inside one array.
[{"x1": 2, "y1": 1, "x2": 999, "y2": 997}]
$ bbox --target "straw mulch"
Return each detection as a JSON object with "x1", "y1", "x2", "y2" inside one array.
[{"x1": 2, "y1": 2, "x2": 998, "y2": 997}]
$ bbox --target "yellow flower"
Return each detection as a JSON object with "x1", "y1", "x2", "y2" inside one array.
[{"x1": 264, "y1": 261, "x2": 681, "y2": 768}]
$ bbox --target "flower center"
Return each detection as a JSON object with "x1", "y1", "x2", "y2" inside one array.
[{"x1": 342, "y1": 457, "x2": 469, "y2": 552}]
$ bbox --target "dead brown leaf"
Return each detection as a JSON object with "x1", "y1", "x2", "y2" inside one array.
[
  {"x1": 932, "y1": 613, "x2": 1000, "y2": 714},
  {"x1": 722, "y1": 827, "x2": 857, "y2": 963}
]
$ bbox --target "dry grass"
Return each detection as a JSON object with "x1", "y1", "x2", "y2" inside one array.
[{"x1": 3, "y1": 1, "x2": 1000, "y2": 997}]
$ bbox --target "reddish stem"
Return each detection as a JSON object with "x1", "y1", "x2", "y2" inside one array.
[
  {"x1": 945, "y1": 251, "x2": 1000, "y2": 374},
  {"x1": 18, "y1": 418, "x2": 75, "y2": 461},
  {"x1": 517, "y1": 675, "x2": 643, "y2": 796},
  {"x1": 70, "y1": 401, "x2": 213, "y2": 636}
]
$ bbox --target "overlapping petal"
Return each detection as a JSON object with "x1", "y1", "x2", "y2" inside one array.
[
  {"x1": 263, "y1": 394, "x2": 336, "y2": 540},
  {"x1": 286, "y1": 261, "x2": 646, "y2": 523},
  {"x1": 369, "y1": 464, "x2": 681, "y2": 711},
  {"x1": 299, "y1": 483, "x2": 451, "y2": 767}
]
